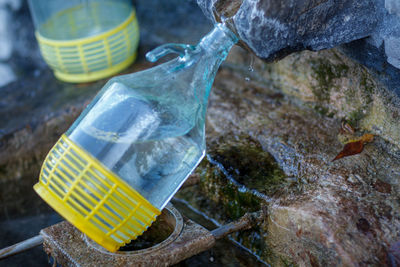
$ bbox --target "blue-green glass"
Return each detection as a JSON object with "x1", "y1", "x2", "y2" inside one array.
[{"x1": 66, "y1": 23, "x2": 238, "y2": 210}]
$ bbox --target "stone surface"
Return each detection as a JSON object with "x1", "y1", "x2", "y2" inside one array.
[
  {"x1": 0, "y1": 0, "x2": 38, "y2": 90},
  {"x1": 386, "y1": 0, "x2": 400, "y2": 16},
  {"x1": 339, "y1": 0, "x2": 400, "y2": 95},
  {"x1": 340, "y1": 39, "x2": 400, "y2": 97},
  {"x1": 175, "y1": 47, "x2": 400, "y2": 266},
  {"x1": 0, "y1": 62, "x2": 16, "y2": 87},
  {"x1": 224, "y1": 46, "x2": 400, "y2": 149},
  {"x1": 197, "y1": 0, "x2": 380, "y2": 60},
  {"x1": 0, "y1": 7, "x2": 12, "y2": 61}
]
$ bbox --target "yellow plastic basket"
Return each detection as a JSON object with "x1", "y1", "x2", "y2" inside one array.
[
  {"x1": 35, "y1": 3, "x2": 139, "y2": 83},
  {"x1": 34, "y1": 134, "x2": 160, "y2": 252}
]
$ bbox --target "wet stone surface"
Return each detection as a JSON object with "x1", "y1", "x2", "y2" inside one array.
[
  {"x1": 198, "y1": 0, "x2": 400, "y2": 97},
  {"x1": 176, "y1": 54, "x2": 400, "y2": 265}
]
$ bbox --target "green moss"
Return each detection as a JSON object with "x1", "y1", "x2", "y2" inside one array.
[
  {"x1": 280, "y1": 256, "x2": 298, "y2": 267},
  {"x1": 184, "y1": 136, "x2": 278, "y2": 233},
  {"x1": 360, "y1": 72, "x2": 374, "y2": 94},
  {"x1": 313, "y1": 105, "x2": 333, "y2": 117},
  {"x1": 0, "y1": 165, "x2": 7, "y2": 176},
  {"x1": 200, "y1": 160, "x2": 262, "y2": 220},
  {"x1": 209, "y1": 135, "x2": 287, "y2": 197},
  {"x1": 346, "y1": 109, "x2": 365, "y2": 128},
  {"x1": 341, "y1": 71, "x2": 376, "y2": 127},
  {"x1": 310, "y1": 59, "x2": 349, "y2": 103},
  {"x1": 178, "y1": 134, "x2": 305, "y2": 263},
  {"x1": 182, "y1": 135, "x2": 289, "y2": 262},
  {"x1": 359, "y1": 72, "x2": 374, "y2": 105},
  {"x1": 234, "y1": 227, "x2": 266, "y2": 257}
]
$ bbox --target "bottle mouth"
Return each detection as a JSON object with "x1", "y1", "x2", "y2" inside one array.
[{"x1": 215, "y1": 23, "x2": 239, "y2": 43}]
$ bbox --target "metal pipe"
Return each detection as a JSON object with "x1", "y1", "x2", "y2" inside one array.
[
  {"x1": 0, "y1": 235, "x2": 43, "y2": 260},
  {"x1": 211, "y1": 210, "x2": 264, "y2": 240}
]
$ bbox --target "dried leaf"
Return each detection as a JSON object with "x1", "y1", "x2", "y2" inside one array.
[
  {"x1": 333, "y1": 133, "x2": 374, "y2": 161},
  {"x1": 332, "y1": 140, "x2": 364, "y2": 161}
]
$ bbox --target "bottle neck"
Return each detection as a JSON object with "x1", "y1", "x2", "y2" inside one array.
[
  {"x1": 192, "y1": 24, "x2": 238, "y2": 123},
  {"x1": 198, "y1": 23, "x2": 238, "y2": 58}
]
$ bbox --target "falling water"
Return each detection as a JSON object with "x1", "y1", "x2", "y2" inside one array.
[
  {"x1": 245, "y1": 54, "x2": 255, "y2": 82},
  {"x1": 248, "y1": 53, "x2": 255, "y2": 72}
]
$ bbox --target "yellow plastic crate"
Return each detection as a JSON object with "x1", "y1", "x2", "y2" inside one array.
[
  {"x1": 34, "y1": 134, "x2": 160, "y2": 252},
  {"x1": 35, "y1": 3, "x2": 139, "y2": 83}
]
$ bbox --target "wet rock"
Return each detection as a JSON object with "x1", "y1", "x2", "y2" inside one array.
[
  {"x1": 197, "y1": 0, "x2": 400, "y2": 97},
  {"x1": 0, "y1": 0, "x2": 22, "y2": 60},
  {"x1": 340, "y1": 39, "x2": 400, "y2": 97},
  {"x1": 224, "y1": 46, "x2": 400, "y2": 149},
  {"x1": 0, "y1": 0, "x2": 25, "y2": 88},
  {"x1": 0, "y1": 63, "x2": 15, "y2": 87},
  {"x1": 388, "y1": 241, "x2": 400, "y2": 266},
  {"x1": 0, "y1": 7, "x2": 12, "y2": 60},
  {"x1": 386, "y1": 0, "x2": 400, "y2": 16},
  {"x1": 385, "y1": 37, "x2": 400, "y2": 69},
  {"x1": 0, "y1": 0, "x2": 22, "y2": 11},
  {"x1": 176, "y1": 51, "x2": 400, "y2": 265},
  {"x1": 197, "y1": 0, "x2": 380, "y2": 60},
  {"x1": 381, "y1": 2, "x2": 400, "y2": 69}
]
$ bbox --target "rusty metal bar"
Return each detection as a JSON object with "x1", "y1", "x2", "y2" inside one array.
[
  {"x1": 0, "y1": 235, "x2": 43, "y2": 260},
  {"x1": 211, "y1": 210, "x2": 264, "y2": 240}
]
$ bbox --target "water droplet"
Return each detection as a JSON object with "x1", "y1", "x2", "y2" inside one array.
[{"x1": 248, "y1": 54, "x2": 255, "y2": 72}]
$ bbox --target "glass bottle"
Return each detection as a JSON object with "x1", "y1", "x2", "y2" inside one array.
[
  {"x1": 34, "y1": 23, "x2": 238, "y2": 252},
  {"x1": 28, "y1": 0, "x2": 133, "y2": 40},
  {"x1": 27, "y1": 0, "x2": 139, "y2": 83}
]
